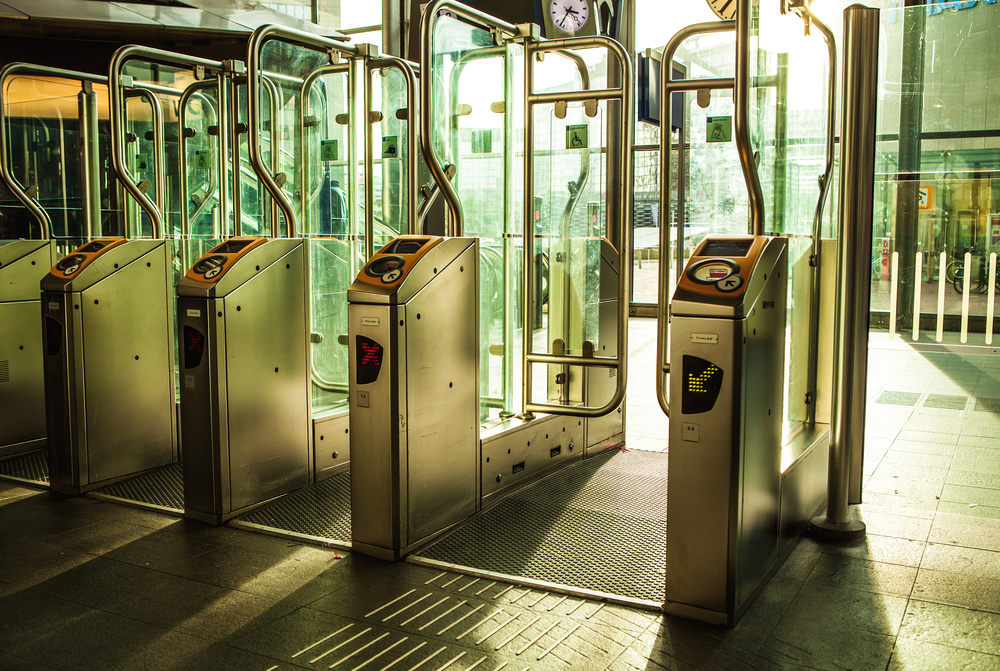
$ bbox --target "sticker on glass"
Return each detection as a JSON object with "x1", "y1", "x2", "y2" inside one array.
[
  {"x1": 472, "y1": 129, "x2": 492, "y2": 154},
  {"x1": 382, "y1": 135, "x2": 398, "y2": 159},
  {"x1": 565, "y1": 124, "x2": 588, "y2": 149},
  {"x1": 706, "y1": 116, "x2": 732, "y2": 143},
  {"x1": 320, "y1": 140, "x2": 339, "y2": 162},
  {"x1": 193, "y1": 150, "x2": 211, "y2": 170}
]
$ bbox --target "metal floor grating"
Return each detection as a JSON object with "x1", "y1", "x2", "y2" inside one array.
[
  {"x1": 0, "y1": 449, "x2": 49, "y2": 484},
  {"x1": 91, "y1": 463, "x2": 184, "y2": 512},
  {"x1": 414, "y1": 448, "x2": 669, "y2": 603},
  {"x1": 232, "y1": 470, "x2": 352, "y2": 544}
]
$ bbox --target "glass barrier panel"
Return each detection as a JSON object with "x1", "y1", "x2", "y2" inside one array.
[{"x1": 749, "y1": 0, "x2": 831, "y2": 440}]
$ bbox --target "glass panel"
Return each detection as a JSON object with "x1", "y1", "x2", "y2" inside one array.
[
  {"x1": 873, "y1": 2, "x2": 1000, "y2": 345},
  {"x1": 369, "y1": 64, "x2": 411, "y2": 246},
  {"x1": 431, "y1": 17, "x2": 524, "y2": 420},
  {"x1": 749, "y1": 0, "x2": 831, "y2": 439},
  {"x1": 259, "y1": 39, "x2": 367, "y2": 413}
]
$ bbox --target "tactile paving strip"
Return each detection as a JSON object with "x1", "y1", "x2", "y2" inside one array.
[
  {"x1": 414, "y1": 449, "x2": 668, "y2": 603},
  {"x1": 923, "y1": 394, "x2": 968, "y2": 410},
  {"x1": 0, "y1": 449, "x2": 49, "y2": 485},
  {"x1": 91, "y1": 463, "x2": 184, "y2": 512},
  {"x1": 875, "y1": 391, "x2": 922, "y2": 406},
  {"x1": 233, "y1": 470, "x2": 351, "y2": 544}
]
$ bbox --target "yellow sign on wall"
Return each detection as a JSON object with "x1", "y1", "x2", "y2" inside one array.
[{"x1": 918, "y1": 185, "x2": 933, "y2": 210}]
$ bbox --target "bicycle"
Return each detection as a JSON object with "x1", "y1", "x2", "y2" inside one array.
[{"x1": 949, "y1": 248, "x2": 1000, "y2": 294}]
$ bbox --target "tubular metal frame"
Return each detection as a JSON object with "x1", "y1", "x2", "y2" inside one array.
[
  {"x1": 655, "y1": 21, "x2": 736, "y2": 417},
  {"x1": 419, "y1": 4, "x2": 631, "y2": 419},
  {"x1": 366, "y1": 56, "x2": 421, "y2": 237},
  {"x1": 246, "y1": 24, "x2": 360, "y2": 239},
  {"x1": 794, "y1": 5, "x2": 837, "y2": 427},
  {"x1": 0, "y1": 64, "x2": 110, "y2": 241},
  {"x1": 734, "y1": 0, "x2": 766, "y2": 236},
  {"x1": 110, "y1": 46, "x2": 230, "y2": 241},
  {"x1": 419, "y1": 0, "x2": 519, "y2": 236},
  {"x1": 78, "y1": 82, "x2": 102, "y2": 240},
  {"x1": 120, "y1": 88, "x2": 166, "y2": 239},
  {"x1": 521, "y1": 37, "x2": 632, "y2": 418},
  {"x1": 178, "y1": 84, "x2": 220, "y2": 239}
]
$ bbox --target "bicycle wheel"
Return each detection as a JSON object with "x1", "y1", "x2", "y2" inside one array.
[
  {"x1": 952, "y1": 266, "x2": 965, "y2": 294},
  {"x1": 945, "y1": 260, "x2": 963, "y2": 283}
]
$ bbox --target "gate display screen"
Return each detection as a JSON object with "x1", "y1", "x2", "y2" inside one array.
[
  {"x1": 45, "y1": 317, "x2": 62, "y2": 356},
  {"x1": 682, "y1": 355, "x2": 724, "y2": 414},
  {"x1": 701, "y1": 239, "x2": 753, "y2": 257},
  {"x1": 356, "y1": 336, "x2": 383, "y2": 384},
  {"x1": 183, "y1": 326, "x2": 205, "y2": 369}
]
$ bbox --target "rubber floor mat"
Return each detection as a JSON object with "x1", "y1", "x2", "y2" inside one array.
[
  {"x1": 232, "y1": 470, "x2": 351, "y2": 544},
  {"x1": 91, "y1": 463, "x2": 184, "y2": 512},
  {"x1": 0, "y1": 449, "x2": 48, "y2": 485},
  {"x1": 414, "y1": 449, "x2": 668, "y2": 603}
]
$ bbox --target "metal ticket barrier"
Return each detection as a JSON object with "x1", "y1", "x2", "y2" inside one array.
[
  {"x1": 348, "y1": 235, "x2": 479, "y2": 560},
  {"x1": 0, "y1": 64, "x2": 113, "y2": 461},
  {"x1": 664, "y1": 234, "x2": 788, "y2": 625},
  {"x1": 177, "y1": 236, "x2": 308, "y2": 524},
  {"x1": 42, "y1": 237, "x2": 175, "y2": 494}
]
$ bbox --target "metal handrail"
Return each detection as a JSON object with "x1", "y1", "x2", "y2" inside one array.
[
  {"x1": 0, "y1": 64, "x2": 109, "y2": 240},
  {"x1": 419, "y1": 0, "x2": 519, "y2": 236},
  {"x1": 367, "y1": 56, "x2": 420, "y2": 237},
  {"x1": 247, "y1": 24, "x2": 360, "y2": 239},
  {"x1": 522, "y1": 36, "x2": 633, "y2": 418},
  {"x1": 300, "y1": 62, "x2": 352, "y2": 240},
  {"x1": 656, "y1": 22, "x2": 736, "y2": 417},
  {"x1": 794, "y1": 5, "x2": 837, "y2": 427},
  {"x1": 178, "y1": 84, "x2": 219, "y2": 239},
  {"x1": 735, "y1": 0, "x2": 766, "y2": 235},
  {"x1": 121, "y1": 87, "x2": 165, "y2": 239},
  {"x1": 110, "y1": 46, "x2": 228, "y2": 240}
]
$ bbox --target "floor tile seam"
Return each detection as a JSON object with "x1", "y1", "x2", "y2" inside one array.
[
  {"x1": 98, "y1": 550, "x2": 239, "y2": 592},
  {"x1": 905, "y1": 594, "x2": 1000, "y2": 617},
  {"x1": 1, "y1": 650, "x2": 61, "y2": 671},
  {"x1": 892, "y1": 632, "x2": 1000, "y2": 660}
]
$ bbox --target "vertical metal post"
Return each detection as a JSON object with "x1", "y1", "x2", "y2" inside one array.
[
  {"x1": 734, "y1": 0, "x2": 765, "y2": 235},
  {"x1": 810, "y1": 4, "x2": 878, "y2": 540},
  {"x1": 227, "y1": 74, "x2": 243, "y2": 236},
  {"x1": 364, "y1": 56, "x2": 375, "y2": 258},
  {"x1": 520, "y1": 41, "x2": 535, "y2": 420},
  {"x1": 216, "y1": 74, "x2": 231, "y2": 237},
  {"x1": 78, "y1": 81, "x2": 102, "y2": 239}
]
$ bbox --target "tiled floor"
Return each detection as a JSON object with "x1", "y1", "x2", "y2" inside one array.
[{"x1": 1, "y1": 322, "x2": 999, "y2": 670}]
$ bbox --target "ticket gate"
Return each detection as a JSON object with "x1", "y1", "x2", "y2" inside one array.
[
  {"x1": 348, "y1": 235, "x2": 479, "y2": 559},
  {"x1": 664, "y1": 234, "x2": 788, "y2": 626},
  {"x1": 0, "y1": 239, "x2": 51, "y2": 457},
  {"x1": 41, "y1": 237, "x2": 175, "y2": 494},
  {"x1": 177, "y1": 236, "x2": 308, "y2": 524}
]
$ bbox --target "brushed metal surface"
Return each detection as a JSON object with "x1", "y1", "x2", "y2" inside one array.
[
  {"x1": 779, "y1": 426, "x2": 829, "y2": 557},
  {"x1": 0, "y1": 301, "x2": 46, "y2": 452},
  {"x1": 665, "y1": 237, "x2": 788, "y2": 620},
  {"x1": 180, "y1": 242, "x2": 309, "y2": 522},
  {"x1": 224, "y1": 251, "x2": 309, "y2": 510},
  {"x1": 0, "y1": 239, "x2": 49, "y2": 301},
  {"x1": 81, "y1": 247, "x2": 174, "y2": 484},
  {"x1": 480, "y1": 414, "x2": 584, "y2": 502},
  {"x1": 666, "y1": 316, "x2": 739, "y2": 613},
  {"x1": 349, "y1": 237, "x2": 478, "y2": 558},
  {"x1": 737, "y1": 249, "x2": 786, "y2": 605},
  {"x1": 403, "y1": 243, "x2": 479, "y2": 543},
  {"x1": 313, "y1": 410, "x2": 351, "y2": 479},
  {"x1": 349, "y1": 302, "x2": 400, "y2": 551},
  {"x1": 43, "y1": 241, "x2": 175, "y2": 493}
]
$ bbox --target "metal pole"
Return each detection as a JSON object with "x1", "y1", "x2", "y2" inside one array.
[
  {"x1": 78, "y1": 81, "x2": 102, "y2": 239},
  {"x1": 810, "y1": 4, "x2": 878, "y2": 541},
  {"x1": 734, "y1": 0, "x2": 765, "y2": 235}
]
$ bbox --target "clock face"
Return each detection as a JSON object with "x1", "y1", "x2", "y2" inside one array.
[
  {"x1": 706, "y1": 0, "x2": 737, "y2": 21},
  {"x1": 549, "y1": 0, "x2": 590, "y2": 35}
]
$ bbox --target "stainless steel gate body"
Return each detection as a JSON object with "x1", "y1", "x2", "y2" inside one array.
[
  {"x1": 665, "y1": 235, "x2": 788, "y2": 626},
  {"x1": 0, "y1": 239, "x2": 52, "y2": 456},
  {"x1": 178, "y1": 237, "x2": 308, "y2": 524},
  {"x1": 42, "y1": 238, "x2": 175, "y2": 494},
  {"x1": 348, "y1": 236, "x2": 479, "y2": 560}
]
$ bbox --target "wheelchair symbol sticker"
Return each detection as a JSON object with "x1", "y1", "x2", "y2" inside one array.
[
  {"x1": 194, "y1": 150, "x2": 210, "y2": 170},
  {"x1": 566, "y1": 124, "x2": 589, "y2": 150}
]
